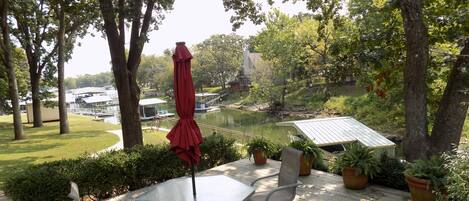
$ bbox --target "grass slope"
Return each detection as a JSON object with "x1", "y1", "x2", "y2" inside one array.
[
  {"x1": 143, "y1": 129, "x2": 169, "y2": 145},
  {"x1": 0, "y1": 114, "x2": 119, "y2": 185}
]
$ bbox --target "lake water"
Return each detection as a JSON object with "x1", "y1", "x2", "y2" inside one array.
[
  {"x1": 100, "y1": 106, "x2": 299, "y2": 144},
  {"x1": 145, "y1": 108, "x2": 299, "y2": 144}
]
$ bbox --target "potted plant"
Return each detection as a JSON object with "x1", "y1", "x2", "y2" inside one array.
[
  {"x1": 404, "y1": 156, "x2": 447, "y2": 201},
  {"x1": 246, "y1": 137, "x2": 273, "y2": 165},
  {"x1": 289, "y1": 139, "x2": 322, "y2": 176},
  {"x1": 331, "y1": 143, "x2": 380, "y2": 190}
]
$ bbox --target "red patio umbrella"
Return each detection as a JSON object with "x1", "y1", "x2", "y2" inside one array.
[{"x1": 166, "y1": 42, "x2": 203, "y2": 196}]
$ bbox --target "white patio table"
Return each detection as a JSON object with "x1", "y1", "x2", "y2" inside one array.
[{"x1": 133, "y1": 175, "x2": 255, "y2": 201}]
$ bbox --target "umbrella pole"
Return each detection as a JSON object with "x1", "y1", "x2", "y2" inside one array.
[{"x1": 191, "y1": 159, "x2": 196, "y2": 197}]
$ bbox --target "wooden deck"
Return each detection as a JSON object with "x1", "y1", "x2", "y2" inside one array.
[{"x1": 199, "y1": 159, "x2": 410, "y2": 201}]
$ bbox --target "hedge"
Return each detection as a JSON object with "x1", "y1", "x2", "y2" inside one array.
[{"x1": 4, "y1": 134, "x2": 240, "y2": 201}]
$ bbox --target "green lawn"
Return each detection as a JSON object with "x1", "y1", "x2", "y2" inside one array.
[
  {"x1": 0, "y1": 114, "x2": 119, "y2": 185},
  {"x1": 143, "y1": 129, "x2": 169, "y2": 145}
]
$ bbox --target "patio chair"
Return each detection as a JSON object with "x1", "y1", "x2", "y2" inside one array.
[
  {"x1": 68, "y1": 181, "x2": 80, "y2": 201},
  {"x1": 247, "y1": 147, "x2": 302, "y2": 201}
]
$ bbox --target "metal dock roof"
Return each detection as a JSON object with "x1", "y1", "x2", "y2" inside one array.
[
  {"x1": 139, "y1": 98, "x2": 167, "y2": 106},
  {"x1": 82, "y1": 95, "x2": 112, "y2": 104},
  {"x1": 277, "y1": 117, "x2": 395, "y2": 148}
]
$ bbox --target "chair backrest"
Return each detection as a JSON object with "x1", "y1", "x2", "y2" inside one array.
[
  {"x1": 68, "y1": 181, "x2": 80, "y2": 201},
  {"x1": 278, "y1": 147, "x2": 302, "y2": 189}
]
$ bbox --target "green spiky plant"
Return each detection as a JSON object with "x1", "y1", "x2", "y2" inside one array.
[
  {"x1": 289, "y1": 139, "x2": 322, "y2": 159},
  {"x1": 331, "y1": 143, "x2": 380, "y2": 178},
  {"x1": 405, "y1": 156, "x2": 447, "y2": 193},
  {"x1": 245, "y1": 137, "x2": 274, "y2": 159}
]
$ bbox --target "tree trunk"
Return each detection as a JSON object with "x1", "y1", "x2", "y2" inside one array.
[
  {"x1": 112, "y1": 63, "x2": 143, "y2": 148},
  {"x1": 99, "y1": 0, "x2": 143, "y2": 148},
  {"x1": 57, "y1": 3, "x2": 69, "y2": 134},
  {"x1": 429, "y1": 40, "x2": 469, "y2": 155},
  {"x1": 1, "y1": 0, "x2": 24, "y2": 140},
  {"x1": 30, "y1": 74, "x2": 42, "y2": 127},
  {"x1": 281, "y1": 77, "x2": 286, "y2": 108},
  {"x1": 399, "y1": 0, "x2": 430, "y2": 161}
]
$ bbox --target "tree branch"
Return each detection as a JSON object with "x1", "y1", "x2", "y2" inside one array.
[
  {"x1": 118, "y1": 0, "x2": 125, "y2": 46},
  {"x1": 38, "y1": 9, "x2": 52, "y2": 48},
  {"x1": 128, "y1": 0, "x2": 154, "y2": 75},
  {"x1": 99, "y1": 0, "x2": 126, "y2": 73},
  {"x1": 127, "y1": 0, "x2": 144, "y2": 73},
  {"x1": 38, "y1": 42, "x2": 58, "y2": 72}
]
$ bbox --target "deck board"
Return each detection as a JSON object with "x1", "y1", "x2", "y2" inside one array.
[{"x1": 199, "y1": 159, "x2": 410, "y2": 201}]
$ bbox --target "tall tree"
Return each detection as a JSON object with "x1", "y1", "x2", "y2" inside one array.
[
  {"x1": 399, "y1": 0, "x2": 469, "y2": 158},
  {"x1": 398, "y1": 0, "x2": 430, "y2": 160},
  {"x1": 0, "y1": 0, "x2": 24, "y2": 140},
  {"x1": 51, "y1": 0, "x2": 99, "y2": 134},
  {"x1": 98, "y1": 0, "x2": 174, "y2": 148},
  {"x1": 56, "y1": 0, "x2": 68, "y2": 133},
  {"x1": 10, "y1": 0, "x2": 58, "y2": 127},
  {"x1": 225, "y1": 0, "x2": 469, "y2": 160},
  {"x1": 137, "y1": 53, "x2": 172, "y2": 95},
  {"x1": 193, "y1": 34, "x2": 245, "y2": 90}
]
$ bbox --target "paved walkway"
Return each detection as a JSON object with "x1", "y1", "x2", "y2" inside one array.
[
  {"x1": 108, "y1": 159, "x2": 411, "y2": 201},
  {"x1": 201, "y1": 159, "x2": 410, "y2": 201},
  {"x1": 101, "y1": 129, "x2": 124, "y2": 152}
]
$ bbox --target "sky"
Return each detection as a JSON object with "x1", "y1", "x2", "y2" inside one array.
[{"x1": 65, "y1": 0, "x2": 308, "y2": 78}]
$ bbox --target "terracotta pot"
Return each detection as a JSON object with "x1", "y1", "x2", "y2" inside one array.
[
  {"x1": 405, "y1": 175, "x2": 433, "y2": 201},
  {"x1": 252, "y1": 149, "x2": 267, "y2": 165},
  {"x1": 299, "y1": 154, "x2": 314, "y2": 176},
  {"x1": 342, "y1": 167, "x2": 368, "y2": 190}
]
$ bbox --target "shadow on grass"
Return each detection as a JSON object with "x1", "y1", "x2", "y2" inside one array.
[
  {"x1": 0, "y1": 142, "x2": 64, "y2": 155},
  {"x1": 0, "y1": 129, "x2": 110, "y2": 155}
]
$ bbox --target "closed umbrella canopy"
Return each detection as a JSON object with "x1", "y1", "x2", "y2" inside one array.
[{"x1": 167, "y1": 42, "x2": 203, "y2": 166}]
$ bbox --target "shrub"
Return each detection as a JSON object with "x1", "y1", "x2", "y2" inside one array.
[
  {"x1": 4, "y1": 134, "x2": 240, "y2": 201},
  {"x1": 3, "y1": 161, "x2": 72, "y2": 201},
  {"x1": 199, "y1": 133, "x2": 241, "y2": 170},
  {"x1": 404, "y1": 156, "x2": 447, "y2": 193},
  {"x1": 370, "y1": 154, "x2": 408, "y2": 191},
  {"x1": 330, "y1": 143, "x2": 380, "y2": 178},
  {"x1": 323, "y1": 96, "x2": 348, "y2": 113},
  {"x1": 443, "y1": 144, "x2": 469, "y2": 201}
]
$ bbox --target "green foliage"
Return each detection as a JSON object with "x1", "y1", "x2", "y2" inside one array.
[
  {"x1": 370, "y1": 154, "x2": 408, "y2": 191},
  {"x1": 289, "y1": 139, "x2": 322, "y2": 159},
  {"x1": 0, "y1": 48, "x2": 29, "y2": 112},
  {"x1": 324, "y1": 95, "x2": 405, "y2": 133},
  {"x1": 198, "y1": 133, "x2": 242, "y2": 170},
  {"x1": 330, "y1": 143, "x2": 380, "y2": 178},
  {"x1": 245, "y1": 137, "x2": 274, "y2": 158},
  {"x1": 404, "y1": 156, "x2": 447, "y2": 192},
  {"x1": 289, "y1": 139, "x2": 328, "y2": 172},
  {"x1": 3, "y1": 161, "x2": 71, "y2": 201},
  {"x1": 4, "y1": 134, "x2": 241, "y2": 201},
  {"x1": 269, "y1": 143, "x2": 285, "y2": 161},
  {"x1": 443, "y1": 144, "x2": 469, "y2": 200},
  {"x1": 137, "y1": 53, "x2": 173, "y2": 93},
  {"x1": 323, "y1": 96, "x2": 347, "y2": 112},
  {"x1": 64, "y1": 72, "x2": 114, "y2": 89},
  {"x1": 192, "y1": 34, "x2": 246, "y2": 90}
]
